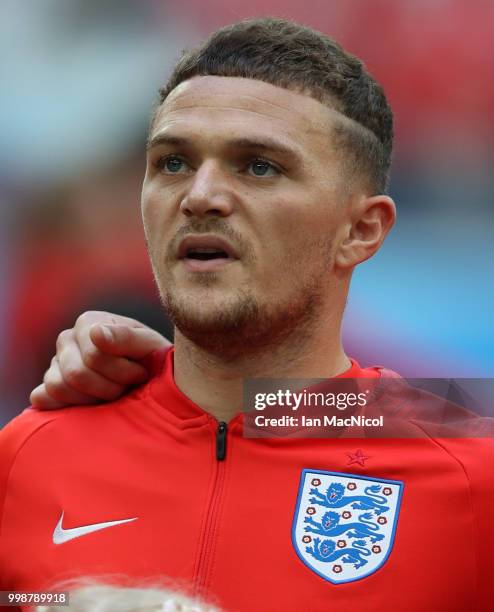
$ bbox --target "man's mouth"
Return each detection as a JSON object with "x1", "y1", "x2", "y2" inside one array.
[
  {"x1": 185, "y1": 247, "x2": 230, "y2": 261},
  {"x1": 177, "y1": 235, "x2": 239, "y2": 272}
]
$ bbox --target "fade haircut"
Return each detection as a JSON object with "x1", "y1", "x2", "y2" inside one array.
[{"x1": 154, "y1": 17, "x2": 394, "y2": 194}]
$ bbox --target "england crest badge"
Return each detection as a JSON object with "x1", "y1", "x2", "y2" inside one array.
[{"x1": 292, "y1": 470, "x2": 403, "y2": 584}]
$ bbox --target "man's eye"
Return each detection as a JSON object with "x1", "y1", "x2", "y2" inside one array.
[
  {"x1": 247, "y1": 160, "x2": 279, "y2": 177},
  {"x1": 157, "y1": 156, "x2": 189, "y2": 174}
]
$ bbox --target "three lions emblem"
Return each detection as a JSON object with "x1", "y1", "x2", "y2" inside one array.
[{"x1": 292, "y1": 470, "x2": 403, "y2": 583}]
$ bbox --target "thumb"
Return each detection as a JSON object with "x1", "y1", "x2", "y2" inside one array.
[{"x1": 89, "y1": 324, "x2": 171, "y2": 359}]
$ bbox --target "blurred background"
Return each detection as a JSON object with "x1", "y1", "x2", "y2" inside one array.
[{"x1": 1, "y1": 0, "x2": 493, "y2": 424}]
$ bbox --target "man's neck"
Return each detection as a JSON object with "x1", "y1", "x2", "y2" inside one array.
[{"x1": 172, "y1": 324, "x2": 351, "y2": 423}]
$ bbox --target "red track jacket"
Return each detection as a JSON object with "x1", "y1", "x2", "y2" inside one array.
[{"x1": 1, "y1": 349, "x2": 493, "y2": 611}]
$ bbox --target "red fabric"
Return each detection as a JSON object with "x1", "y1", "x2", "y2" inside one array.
[{"x1": 1, "y1": 350, "x2": 493, "y2": 611}]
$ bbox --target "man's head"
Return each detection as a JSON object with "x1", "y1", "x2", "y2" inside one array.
[
  {"x1": 157, "y1": 18, "x2": 393, "y2": 196},
  {"x1": 141, "y1": 18, "x2": 396, "y2": 356}
]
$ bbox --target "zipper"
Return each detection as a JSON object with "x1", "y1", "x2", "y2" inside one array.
[
  {"x1": 216, "y1": 421, "x2": 227, "y2": 460},
  {"x1": 193, "y1": 421, "x2": 229, "y2": 598}
]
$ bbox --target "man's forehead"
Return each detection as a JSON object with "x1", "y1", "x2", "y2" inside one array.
[{"x1": 152, "y1": 75, "x2": 340, "y2": 140}]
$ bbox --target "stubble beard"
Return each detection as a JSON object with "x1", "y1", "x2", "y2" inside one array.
[
  {"x1": 155, "y1": 267, "x2": 325, "y2": 362},
  {"x1": 147, "y1": 227, "x2": 335, "y2": 362}
]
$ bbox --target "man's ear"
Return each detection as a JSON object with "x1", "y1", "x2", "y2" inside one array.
[{"x1": 335, "y1": 195, "x2": 396, "y2": 269}]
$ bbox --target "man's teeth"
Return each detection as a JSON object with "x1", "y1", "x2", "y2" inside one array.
[{"x1": 190, "y1": 248, "x2": 222, "y2": 253}]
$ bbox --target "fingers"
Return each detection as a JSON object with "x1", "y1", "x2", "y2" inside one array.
[
  {"x1": 74, "y1": 322, "x2": 168, "y2": 385},
  {"x1": 73, "y1": 310, "x2": 150, "y2": 329},
  {"x1": 30, "y1": 357, "x2": 104, "y2": 409},
  {"x1": 58, "y1": 326, "x2": 148, "y2": 387},
  {"x1": 30, "y1": 310, "x2": 171, "y2": 410},
  {"x1": 74, "y1": 311, "x2": 169, "y2": 365},
  {"x1": 30, "y1": 384, "x2": 66, "y2": 409},
  {"x1": 56, "y1": 342, "x2": 126, "y2": 401},
  {"x1": 89, "y1": 324, "x2": 170, "y2": 358}
]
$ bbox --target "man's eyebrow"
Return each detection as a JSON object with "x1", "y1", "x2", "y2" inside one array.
[
  {"x1": 146, "y1": 134, "x2": 188, "y2": 150},
  {"x1": 146, "y1": 134, "x2": 302, "y2": 162},
  {"x1": 226, "y1": 137, "x2": 301, "y2": 161}
]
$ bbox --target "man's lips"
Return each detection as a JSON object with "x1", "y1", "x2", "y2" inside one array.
[
  {"x1": 177, "y1": 234, "x2": 239, "y2": 272},
  {"x1": 177, "y1": 234, "x2": 238, "y2": 259}
]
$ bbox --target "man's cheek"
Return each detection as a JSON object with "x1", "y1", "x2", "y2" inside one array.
[{"x1": 142, "y1": 203, "x2": 172, "y2": 251}]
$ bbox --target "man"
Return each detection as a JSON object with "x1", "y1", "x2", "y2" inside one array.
[{"x1": 1, "y1": 18, "x2": 493, "y2": 612}]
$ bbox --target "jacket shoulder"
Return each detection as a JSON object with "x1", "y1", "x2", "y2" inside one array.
[{"x1": 0, "y1": 408, "x2": 61, "y2": 466}]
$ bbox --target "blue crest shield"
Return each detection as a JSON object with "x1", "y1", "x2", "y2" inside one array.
[{"x1": 292, "y1": 470, "x2": 403, "y2": 584}]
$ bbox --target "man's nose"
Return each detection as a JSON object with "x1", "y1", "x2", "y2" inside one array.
[{"x1": 179, "y1": 162, "x2": 235, "y2": 218}]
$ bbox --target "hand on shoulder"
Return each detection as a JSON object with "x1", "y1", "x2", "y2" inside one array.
[{"x1": 30, "y1": 311, "x2": 170, "y2": 409}]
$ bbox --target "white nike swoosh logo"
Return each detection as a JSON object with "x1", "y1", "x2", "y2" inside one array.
[{"x1": 53, "y1": 511, "x2": 138, "y2": 544}]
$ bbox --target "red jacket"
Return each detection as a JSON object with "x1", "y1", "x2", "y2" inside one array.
[{"x1": 1, "y1": 349, "x2": 493, "y2": 611}]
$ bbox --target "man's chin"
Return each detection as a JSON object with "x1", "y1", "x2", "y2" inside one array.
[
  {"x1": 160, "y1": 279, "x2": 323, "y2": 360},
  {"x1": 162, "y1": 290, "x2": 261, "y2": 354}
]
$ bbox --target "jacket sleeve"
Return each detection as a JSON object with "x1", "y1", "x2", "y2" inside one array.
[
  {"x1": 433, "y1": 436, "x2": 494, "y2": 610},
  {"x1": 0, "y1": 409, "x2": 57, "y2": 591}
]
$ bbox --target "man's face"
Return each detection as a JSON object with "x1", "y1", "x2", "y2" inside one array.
[{"x1": 142, "y1": 76, "x2": 351, "y2": 353}]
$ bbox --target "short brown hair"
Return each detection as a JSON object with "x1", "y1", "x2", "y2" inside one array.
[{"x1": 156, "y1": 17, "x2": 393, "y2": 194}]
